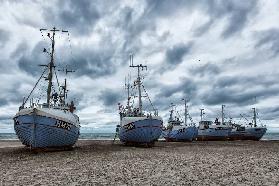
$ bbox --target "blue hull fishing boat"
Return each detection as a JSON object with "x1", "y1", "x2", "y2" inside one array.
[
  {"x1": 197, "y1": 105, "x2": 231, "y2": 141},
  {"x1": 230, "y1": 127, "x2": 267, "y2": 140},
  {"x1": 118, "y1": 55, "x2": 163, "y2": 146},
  {"x1": 119, "y1": 117, "x2": 162, "y2": 144},
  {"x1": 163, "y1": 126, "x2": 198, "y2": 142},
  {"x1": 197, "y1": 124, "x2": 231, "y2": 141},
  {"x1": 13, "y1": 27, "x2": 80, "y2": 149},
  {"x1": 229, "y1": 108, "x2": 267, "y2": 140},
  {"x1": 14, "y1": 108, "x2": 80, "y2": 148},
  {"x1": 163, "y1": 100, "x2": 198, "y2": 142}
]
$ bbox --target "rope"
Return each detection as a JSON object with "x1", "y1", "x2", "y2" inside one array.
[
  {"x1": 54, "y1": 67, "x2": 60, "y2": 90},
  {"x1": 67, "y1": 32, "x2": 73, "y2": 56},
  {"x1": 23, "y1": 67, "x2": 47, "y2": 106},
  {"x1": 67, "y1": 32, "x2": 78, "y2": 67},
  {"x1": 141, "y1": 84, "x2": 157, "y2": 113}
]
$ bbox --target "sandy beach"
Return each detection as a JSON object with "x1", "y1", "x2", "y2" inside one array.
[{"x1": 0, "y1": 140, "x2": 278, "y2": 185}]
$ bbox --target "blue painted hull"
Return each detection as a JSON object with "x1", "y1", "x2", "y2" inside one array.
[
  {"x1": 197, "y1": 128, "x2": 231, "y2": 141},
  {"x1": 14, "y1": 114, "x2": 80, "y2": 148},
  {"x1": 162, "y1": 126, "x2": 198, "y2": 142},
  {"x1": 119, "y1": 118, "x2": 163, "y2": 144},
  {"x1": 229, "y1": 127, "x2": 267, "y2": 141}
]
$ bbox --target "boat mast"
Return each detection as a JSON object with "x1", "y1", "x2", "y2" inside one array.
[
  {"x1": 252, "y1": 108, "x2": 257, "y2": 127},
  {"x1": 126, "y1": 59, "x2": 132, "y2": 111},
  {"x1": 200, "y1": 108, "x2": 204, "y2": 121},
  {"x1": 46, "y1": 27, "x2": 59, "y2": 106},
  {"x1": 169, "y1": 103, "x2": 175, "y2": 121},
  {"x1": 129, "y1": 54, "x2": 147, "y2": 115},
  {"x1": 221, "y1": 105, "x2": 225, "y2": 125},
  {"x1": 125, "y1": 77, "x2": 129, "y2": 106},
  {"x1": 63, "y1": 78, "x2": 67, "y2": 105},
  {"x1": 182, "y1": 98, "x2": 188, "y2": 126},
  {"x1": 124, "y1": 75, "x2": 131, "y2": 114},
  {"x1": 40, "y1": 27, "x2": 69, "y2": 107}
]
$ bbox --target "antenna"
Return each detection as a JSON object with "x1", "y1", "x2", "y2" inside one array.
[
  {"x1": 58, "y1": 66, "x2": 74, "y2": 105},
  {"x1": 200, "y1": 108, "x2": 205, "y2": 121},
  {"x1": 221, "y1": 105, "x2": 225, "y2": 125},
  {"x1": 129, "y1": 53, "x2": 134, "y2": 66}
]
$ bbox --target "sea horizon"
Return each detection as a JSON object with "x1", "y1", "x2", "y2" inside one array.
[{"x1": 1, "y1": 131, "x2": 279, "y2": 141}]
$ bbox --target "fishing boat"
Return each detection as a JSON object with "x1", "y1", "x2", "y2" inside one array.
[
  {"x1": 229, "y1": 108, "x2": 267, "y2": 140},
  {"x1": 13, "y1": 27, "x2": 80, "y2": 149},
  {"x1": 162, "y1": 100, "x2": 198, "y2": 142},
  {"x1": 197, "y1": 105, "x2": 231, "y2": 141},
  {"x1": 118, "y1": 55, "x2": 163, "y2": 146}
]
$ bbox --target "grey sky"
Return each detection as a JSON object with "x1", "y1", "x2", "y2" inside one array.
[{"x1": 0, "y1": 0, "x2": 279, "y2": 133}]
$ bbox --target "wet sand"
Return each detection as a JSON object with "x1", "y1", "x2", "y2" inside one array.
[{"x1": 0, "y1": 140, "x2": 278, "y2": 185}]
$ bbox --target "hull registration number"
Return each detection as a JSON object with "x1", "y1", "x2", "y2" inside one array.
[{"x1": 56, "y1": 120, "x2": 71, "y2": 131}]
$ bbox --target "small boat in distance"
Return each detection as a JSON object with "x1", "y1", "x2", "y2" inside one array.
[
  {"x1": 13, "y1": 27, "x2": 80, "y2": 149},
  {"x1": 197, "y1": 105, "x2": 231, "y2": 141},
  {"x1": 118, "y1": 54, "x2": 163, "y2": 147},
  {"x1": 162, "y1": 99, "x2": 198, "y2": 142},
  {"x1": 229, "y1": 108, "x2": 267, "y2": 140}
]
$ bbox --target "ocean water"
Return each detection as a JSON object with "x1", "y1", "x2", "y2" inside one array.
[
  {"x1": 0, "y1": 133, "x2": 117, "y2": 140},
  {"x1": 0, "y1": 132, "x2": 279, "y2": 140}
]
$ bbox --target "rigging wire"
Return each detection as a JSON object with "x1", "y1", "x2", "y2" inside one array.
[
  {"x1": 23, "y1": 67, "x2": 48, "y2": 106},
  {"x1": 141, "y1": 84, "x2": 157, "y2": 113},
  {"x1": 40, "y1": 30, "x2": 46, "y2": 42},
  {"x1": 54, "y1": 67, "x2": 60, "y2": 91}
]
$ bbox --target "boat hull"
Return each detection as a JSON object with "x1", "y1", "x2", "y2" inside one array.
[
  {"x1": 163, "y1": 126, "x2": 198, "y2": 142},
  {"x1": 229, "y1": 127, "x2": 267, "y2": 141},
  {"x1": 197, "y1": 128, "x2": 231, "y2": 141},
  {"x1": 14, "y1": 108, "x2": 80, "y2": 148},
  {"x1": 119, "y1": 117, "x2": 163, "y2": 144}
]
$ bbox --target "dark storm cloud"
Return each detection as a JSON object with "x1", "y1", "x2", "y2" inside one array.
[
  {"x1": 13, "y1": 39, "x2": 119, "y2": 107},
  {"x1": 255, "y1": 28, "x2": 279, "y2": 57},
  {"x1": 195, "y1": 0, "x2": 258, "y2": 38},
  {"x1": 166, "y1": 43, "x2": 192, "y2": 65},
  {"x1": 99, "y1": 89, "x2": 124, "y2": 107},
  {"x1": 67, "y1": 47, "x2": 118, "y2": 78},
  {"x1": 158, "y1": 78, "x2": 197, "y2": 98},
  {"x1": 0, "y1": 99, "x2": 8, "y2": 106},
  {"x1": 117, "y1": 6, "x2": 158, "y2": 53},
  {"x1": 0, "y1": 82, "x2": 27, "y2": 106},
  {"x1": 190, "y1": 63, "x2": 220, "y2": 77},
  {"x1": 202, "y1": 89, "x2": 256, "y2": 106},
  {"x1": 220, "y1": 1, "x2": 258, "y2": 38},
  {"x1": 10, "y1": 42, "x2": 29, "y2": 59},
  {"x1": 201, "y1": 75, "x2": 279, "y2": 105},
  {"x1": 154, "y1": 78, "x2": 197, "y2": 110},
  {"x1": 43, "y1": 0, "x2": 100, "y2": 36},
  {"x1": 146, "y1": 0, "x2": 197, "y2": 17},
  {"x1": 157, "y1": 42, "x2": 193, "y2": 73},
  {"x1": 257, "y1": 106, "x2": 279, "y2": 120},
  {"x1": 17, "y1": 41, "x2": 49, "y2": 76},
  {"x1": 0, "y1": 29, "x2": 10, "y2": 48},
  {"x1": 14, "y1": 38, "x2": 118, "y2": 79},
  {"x1": 216, "y1": 75, "x2": 277, "y2": 88},
  {"x1": 194, "y1": 20, "x2": 214, "y2": 37}
]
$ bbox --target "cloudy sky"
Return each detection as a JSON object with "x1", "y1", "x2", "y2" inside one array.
[{"x1": 0, "y1": 0, "x2": 279, "y2": 133}]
